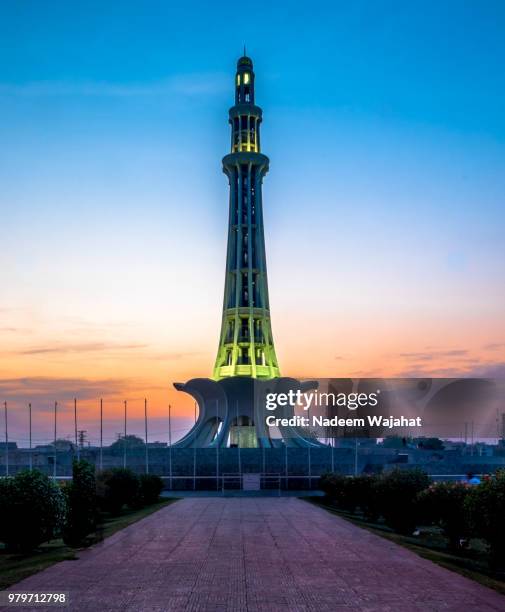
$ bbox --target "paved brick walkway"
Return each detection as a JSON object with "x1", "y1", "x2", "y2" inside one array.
[{"x1": 3, "y1": 498, "x2": 505, "y2": 611}]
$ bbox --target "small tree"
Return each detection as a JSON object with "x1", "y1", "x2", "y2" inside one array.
[
  {"x1": 63, "y1": 459, "x2": 97, "y2": 547},
  {"x1": 375, "y1": 468, "x2": 430, "y2": 534},
  {"x1": 109, "y1": 435, "x2": 145, "y2": 454},
  {"x1": 139, "y1": 474, "x2": 164, "y2": 505},
  {"x1": 0, "y1": 470, "x2": 66, "y2": 552},
  {"x1": 415, "y1": 437, "x2": 444, "y2": 451},
  {"x1": 465, "y1": 470, "x2": 505, "y2": 568},
  {"x1": 417, "y1": 481, "x2": 470, "y2": 549},
  {"x1": 381, "y1": 436, "x2": 408, "y2": 449},
  {"x1": 96, "y1": 468, "x2": 140, "y2": 515}
]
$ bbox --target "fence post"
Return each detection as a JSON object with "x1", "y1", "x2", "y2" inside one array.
[
  {"x1": 216, "y1": 400, "x2": 219, "y2": 491},
  {"x1": 284, "y1": 442, "x2": 288, "y2": 491},
  {"x1": 193, "y1": 401, "x2": 197, "y2": 490},
  {"x1": 168, "y1": 404, "x2": 172, "y2": 490},
  {"x1": 308, "y1": 445, "x2": 312, "y2": 490},
  {"x1": 236, "y1": 400, "x2": 241, "y2": 482}
]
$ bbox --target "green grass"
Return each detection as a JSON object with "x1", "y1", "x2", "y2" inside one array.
[
  {"x1": 0, "y1": 498, "x2": 177, "y2": 590},
  {"x1": 303, "y1": 497, "x2": 505, "y2": 596}
]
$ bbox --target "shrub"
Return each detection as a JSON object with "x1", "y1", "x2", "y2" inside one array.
[
  {"x1": 417, "y1": 481, "x2": 470, "y2": 549},
  {"x1": 139, "y1": 474, "x2": 164, "y2": 505},
  {"x1": 319, "y1": 473, "x2": 348, "y2": 507},
  {"x1": 465, "y1": 470, "x2": 505, "y2": 568},
  {"x1": 353, "y1": 474, "x2": 381, "y2": 522},
  {"x1": 320, "y1": 473, "x2": 380, "y2": 518},
  {"x1": 0, "y1": 470, "x2": 66, "y2": 552},
  {"x1": 96, "y1": 468, "x2": 140, "y2": 515},
  {"x1": 338, "y1": 476, "x2": 361, "y2": 513},
  {"x1": 375, "y1": 468, "x2": 430, "y2": 534},
  {"x1": 62, "y1": 460, "x2": 97, "y2": 547}
]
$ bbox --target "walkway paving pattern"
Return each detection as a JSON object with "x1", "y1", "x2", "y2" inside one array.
[{"x1": 2, "y1": 498, "x2": 505, "y2": 611}]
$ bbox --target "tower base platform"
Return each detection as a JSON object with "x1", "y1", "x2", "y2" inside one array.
[{"x1": 173, "y1": 376, "x2": 325, "y2": 448}]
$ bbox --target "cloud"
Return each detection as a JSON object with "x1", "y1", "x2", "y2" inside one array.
[
  {"x1": 399, "y1": 349, "x2": 468, "y2": 362},
  {"x1": 0, "y1": 73, "x2": 229, "y2": 98},
  {"x1": 15, "y1": 342, "x2": 148, "y2": 355},
  {"x1": 396, "y1": 360, "x2": 505, "y2": 378},
  {"x1": 145, "y1": 351, "x2": 203, "y2": 361},
  {"x1": 466, "y1": 362, "x2": 505, "y2": 378},
  {"x1": 483, "y1": 342, "x2": 505, "y2": 352},
  {"x1": 0, "y1": 376, "x2": 132, "y2": 403}
]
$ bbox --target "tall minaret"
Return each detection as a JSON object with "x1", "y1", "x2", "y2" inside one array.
[{"x1": 213, "y1": 54, "x2": 280, "y2": 380}]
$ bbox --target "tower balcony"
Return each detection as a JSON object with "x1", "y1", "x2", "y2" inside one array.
[
  {"x1": 228, "y1": 104, "x2": 263, "y2": 121},
  {"x1": 223, "y1": 152, "x2": 269, "y2": 175}
]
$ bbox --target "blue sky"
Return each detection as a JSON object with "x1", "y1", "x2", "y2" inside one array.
[{"x1": 1, "y1": 1, "x2": 505, "y2": 441}]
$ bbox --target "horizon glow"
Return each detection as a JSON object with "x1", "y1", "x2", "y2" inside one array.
[{"x1": 1, "y1": 1, "x2": 504, "y2": 442}]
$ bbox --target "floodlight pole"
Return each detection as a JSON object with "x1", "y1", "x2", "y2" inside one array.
[
  {"x1": 123, "y1": 400, "x2": 127, "y2": 469},
  {"x1": 3, "y1": 401, "x2": 8, "y2": 477},
  {"x1": 74, "y1": 397, "x2": 79, "y2": 461},
  {"x1": 99, "y1": 398, "x2": 103, "y2": 470},
  {"x1": 53, "y1": 401, "x2": 57, "y2": 479},
  {"x1": 144, "y1": 398, "x2": 149, "y2": 474},
  {"x1": 308, "y1": 405, "x2": 312, "y2": 487},
  {"x1": 29, "y1": 402, "x2": 32, "y2": 471}
]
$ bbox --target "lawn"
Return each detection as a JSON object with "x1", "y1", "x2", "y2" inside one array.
[
  {"x1": 304, "y1": 496, "x2": 505, "y2": 596},
  {"x1": 0, "y1": 498, "x2": 177, "y2": 590}
]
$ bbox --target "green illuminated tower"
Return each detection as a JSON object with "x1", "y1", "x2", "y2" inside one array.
[{"x1": 213, "y1": 54, "x2": 280, "y2": 380}]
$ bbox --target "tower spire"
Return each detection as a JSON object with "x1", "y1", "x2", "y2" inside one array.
[{"x1": 213, "y1": 55, "x2": 280, "y2": 380}]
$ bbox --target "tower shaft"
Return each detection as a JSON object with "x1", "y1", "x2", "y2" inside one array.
[{"x1": 213, "y1": 55, "x2": 280, "y2": 380}]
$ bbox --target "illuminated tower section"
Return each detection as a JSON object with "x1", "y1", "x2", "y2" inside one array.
[{"x1": 213, "y1": 55, "x2": 280, "y2": 380}]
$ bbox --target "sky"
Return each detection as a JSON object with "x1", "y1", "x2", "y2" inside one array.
[{"x1": 1, "y1": 1, "x2": 504, "y2": 444}]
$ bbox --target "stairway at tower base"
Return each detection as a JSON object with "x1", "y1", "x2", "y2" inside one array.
[{"x1": 173, "y1": 376, "x2": 325, "y2": 448}]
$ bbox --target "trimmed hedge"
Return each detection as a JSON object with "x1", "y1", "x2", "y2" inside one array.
[
  {"x1": 417, "y1": 481, "x2": 470, "y2": 550},
  {"x1": 321, "y1": 472, "x2": 381, "y2": 518},
  {"x1": 0, "y1": 470, "x2": 66, "y2": 552},
  {"x1": 96, "y1": 468, "x2": 140, "y2": 515},
  {"x1": 319, "y1": 468, "x2": 505, "y2": 566},
  {"x1": 63, "y1": 459, "x2": 97, "y2": 546},
  {"x1": 0, "y1": 465, "x2": 163, "y2": 552},
  {"x1": 139, "y1": 474, "x2": 164, "y2": 505},
  {"x1": 465, "y1": 470, "x2": 505, "y2": 568},
  {"x1": 375, "y1": 468, "x2": 431, "y2": 534},
  {"x1": 321, "y1": 469, "x2": 430, "y2": 533}
]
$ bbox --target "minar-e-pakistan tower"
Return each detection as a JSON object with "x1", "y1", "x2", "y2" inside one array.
[
  {"x1": 213, "y1": 54, "x2": 280, "y2": 380},
  {"x1": 174, "y1": 54, "x2": 318, "y2": 448}
]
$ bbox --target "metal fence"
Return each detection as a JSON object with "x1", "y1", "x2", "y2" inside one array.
[{"x1": 2, "y1": 400, "x2": 505, "y2": 490}]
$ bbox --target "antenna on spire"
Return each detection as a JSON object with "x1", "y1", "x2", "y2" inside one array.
[{"x1": 243, "y1": 44, "x2": 247, "y2": 57}]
